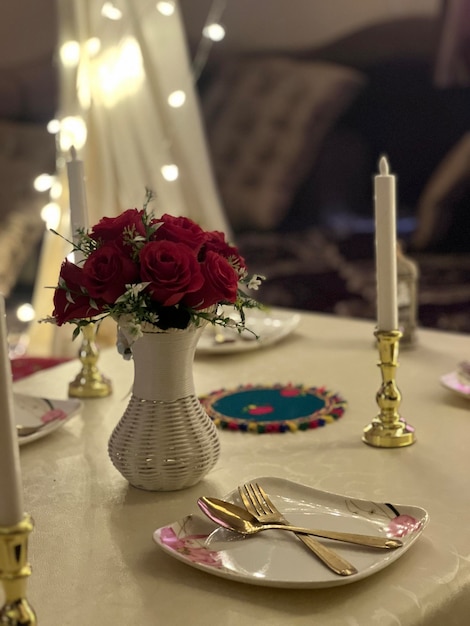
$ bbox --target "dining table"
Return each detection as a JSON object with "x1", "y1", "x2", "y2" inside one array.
[{"x1": 7, "y1": 308, "x2": 470, "y2": 625}]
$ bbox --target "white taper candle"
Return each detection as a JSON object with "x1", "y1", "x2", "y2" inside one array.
[
  {"x1": 0, "y1": 295, "x2": 24, "y2": 526},
  {"x1": 66, "y1": 146, "x2": 89, "y2": 263},
  {"x1": 374, "y1": 156, "x2": 398, "y2": 331}
]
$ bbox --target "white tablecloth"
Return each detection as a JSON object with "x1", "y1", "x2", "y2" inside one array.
[{"x1": 9, "y1": 311, "x2": 470, "y2": 625}]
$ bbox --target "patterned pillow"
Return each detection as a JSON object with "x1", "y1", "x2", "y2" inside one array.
[
  {"x1": 413, "y1": 132, "x2": 470, "y2": 250},
  {"x1": 201, "y1": 57, "x2": 366, "y2": 231}
]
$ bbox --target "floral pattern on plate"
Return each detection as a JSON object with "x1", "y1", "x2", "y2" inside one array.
[
  {"x1": 153, "y1": 476, "x2": 429, "y2": 589},
  {"x1": 158, "y1": 516, "x2": 224, "y2": 569},
  {"x1": 15, "y1": 394, "x2": 82, "y2": 445},
  {"x1": 440, "y1": 371, "x2": 470, "y2": 399}
]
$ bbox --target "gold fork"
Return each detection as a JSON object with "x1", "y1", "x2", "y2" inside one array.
[{"x1": 239, "y1": 482, "x2": 358, "y2": 576}]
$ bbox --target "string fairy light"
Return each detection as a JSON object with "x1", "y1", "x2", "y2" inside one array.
[
  {"x1": 25, "y1": 0, "x2": 229, "y2": 331},
  {"x1": 161, "y1": 164, "x2": 179, "y2": 181},
  {"x1": 156, "y1": 1, "x2": 175, "y2": 16},
  {"x1": 192, "y1": 0, "x2": 227, "y2": 81},
  {"x1": 168, "y1": 89, "x2": 186, "y2": 108},
  {"x1": 101, "y1": 2, "x2": 123, "y2": 20},
  {"x1": 202, "y1": 22, "x2": 226, "y2": 42},
  {"x1": 33, "y1": 174, "x2": 56, "y2": 193},
  {"x1": 59, "y1": 40, "x2": 81, "y2": 67}
]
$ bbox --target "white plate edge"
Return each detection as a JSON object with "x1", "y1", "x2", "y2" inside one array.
[{"x1": 153, "y1": 476, "x2": 429, "y2": 588}]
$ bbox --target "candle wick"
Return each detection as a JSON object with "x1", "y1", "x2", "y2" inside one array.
[
  {"x1": 70, "y1": 145, "x2": 77, "y2": 161},
  {"x1": 379, "y1": 155, "x2": 389, "y2": 176}
]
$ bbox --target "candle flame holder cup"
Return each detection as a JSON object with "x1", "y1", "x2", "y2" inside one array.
[
  {"x1": 0, "y1": 514, "x2": 36, "y2": 625},
  {"x1": 68, "y1": 322, "x2": 112, "y2": 398},
  {"x1": 363, "y1": 329, "x2": 416, "y2": 448}
]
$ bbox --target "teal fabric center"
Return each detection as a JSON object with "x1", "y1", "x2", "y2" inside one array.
[{"x1": 212, "y1": 388, "x2": 325, "y2": 423}]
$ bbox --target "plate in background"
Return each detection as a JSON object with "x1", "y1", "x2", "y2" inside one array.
[
  {"x1": 196, "y1": 309, "x2": 301, "y2": 355},
  {"x1": 15, "y1": 393, "x2": 82, "y2": 445},
  {"x1": 440, "y1": 371, "x2": 470, "y2": 399}
]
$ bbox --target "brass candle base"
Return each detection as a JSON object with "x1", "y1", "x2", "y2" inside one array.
[
  {"x1": 363, "y1": 329, "x2": 416, "y2": 448},
  {"x1": 0, "y1": 514, "x2": 36, "y2": 625},
  {"x1": 68, "y1": 323, "x2": 112, "y2": 398}
]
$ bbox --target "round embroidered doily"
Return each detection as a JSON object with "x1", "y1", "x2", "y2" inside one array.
[{"x1": 200, "y1": 383, "x2": 346, "y2": 433}]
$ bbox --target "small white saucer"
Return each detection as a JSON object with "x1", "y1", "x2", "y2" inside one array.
[
  {"x1": 15, "y1": 393, "x2": 82, "y2": 445},
  {"x1": 440, "y1": 371, "x2": 470, "y2": 399}
]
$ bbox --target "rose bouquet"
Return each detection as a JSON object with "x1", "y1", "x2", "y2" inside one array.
[{"x1": 48, "y1": 199, "x2": 264, "y2": 354}]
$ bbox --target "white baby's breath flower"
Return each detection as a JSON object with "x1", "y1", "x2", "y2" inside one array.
[
  {"x1": 114, "y1": 282, "x2": 150, "y2": 304},
  {"x1": 247, "y1": 274, "x2": 265, "y2": 290},
  {"x1": 116, "y1": 314, "x2": 145, "y2": 356},
  {"x1": 128, "y1": 323, "x2": 143, "y2": 340},
  {"x1": 116, "y1": 327, "x2": 133, "y2": 360},
  {"x1": 147, "y1": 312, "x2": 160, "y2": 324}
]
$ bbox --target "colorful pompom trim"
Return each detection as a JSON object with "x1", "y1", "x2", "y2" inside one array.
[{"x1": 200, "y1": 383, "x2": 346, "y2": 434}]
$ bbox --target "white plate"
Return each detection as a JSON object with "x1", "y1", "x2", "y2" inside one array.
[
  {"x1": 153, "y1": 476, "x2": 428, "y2": 588},
  {"x1": 440, "y1": 371, "x2": 470, "y2": 399},
  {"x1": 196, "y1": 309, "x2": 301, "y2": 355},
  {"x1": 15, "y1": 393, "x2": 82, "y2": 445}
]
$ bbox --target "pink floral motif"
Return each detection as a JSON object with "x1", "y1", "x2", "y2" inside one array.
[
  {"x1": 386, "y1": 515, "x2": 422, "y2": 537},
  {"x1": 40, "y1": 409, "x2": 67, "y2": 424},
  {"x1": 245, "y1": 404, "x2": 274, "y2": 415},
  {"x1": 159, "y1": 527, "x2": 224, "y2": 568},
  {"x1": 280, "y1": 386, "x2": 302, "y2": 397}
]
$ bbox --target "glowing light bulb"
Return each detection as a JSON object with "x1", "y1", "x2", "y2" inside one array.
[
  {"x1": 203, "y1": 23, "x2": 225, "y2": 42},
  {"x1": 16, "y1": 303, "x2": 35, "y2": 324},
  {"x1": 33, "y1": 174, "x2": 55, "y2": 193},
  {"x1": 101, "y1": 2, "x2": 122, "y2": 20},
  {"x1": 40, "y1": 202, "x2": 61, "y2": 230},
  {"x1": 86, "y1": 37, "x2": 101, "y2": 57},
  {"x1": 60, "y1": 40, "x2": 81, "y2": 67},
  {"x1": 161, "y1": 164, "x2": 179, "y2": 181},
  {"x1": 59, "y1": 116, "x2": 87, "y2": 152},
  {"x1": 47, "y1": 119, "x2": 61, "y2": 134},
  {"x1": 168, "y1": 90, "x2": 186, "y2": 108},
  {"x1": 97, "y1": 37, "x2": 144, "y2": 107},
  {"x1": 156, "y1": 1, "x2": 175, "y2": 16},
  {"x1": 50, "y1": 181, "x2": 63, "y2": 200}
]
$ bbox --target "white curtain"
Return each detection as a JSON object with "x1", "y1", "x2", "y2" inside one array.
[{"x1": 29, "y1": 0, "x2": 230, "y2": 356}]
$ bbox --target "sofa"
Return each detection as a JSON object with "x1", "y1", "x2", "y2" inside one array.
[
  {"x1": 197, "y1": 16, "x2": 470, "y2": 333},
  {"x1": 0, "y1": 51, "x2": 57, "y2": 298}
]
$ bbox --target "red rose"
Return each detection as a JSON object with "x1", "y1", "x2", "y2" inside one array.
[
  {"x1": 183, "y1": 250, "x2": 239, "y2": 310},
  {"x1": 53, "y1": 260, "x2": 106, "y2": 325},
  {"x1": 203, "y1": 230, "x2": 247, "y2": 274},
  {"x1": 140, "y1": 240, "x2": 204, "y2": 306},
  {"x1": 82, "y1": 243, "x2": 140, "y2": 303},
  {"x1": 153, "y1": 214, "x2": 206, "y2": 252},
  {"x1": 89, "y1": 208, "x2": 147, "y2": 247}
]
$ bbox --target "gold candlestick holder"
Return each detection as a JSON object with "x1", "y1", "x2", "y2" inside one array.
[
  {"x1": 68, "y1": 322, "x2": 112, "y2": 398},
  {"x1": 363, "y1": 329, "x2": 416, "y2": 448},
  {"x1": 0, "y1": 514, "x2": 36, "y2": 625}
]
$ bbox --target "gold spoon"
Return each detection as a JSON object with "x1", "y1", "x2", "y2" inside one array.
[{"x1": 197, "y1": 497, "x2": 403, "y2": 550}]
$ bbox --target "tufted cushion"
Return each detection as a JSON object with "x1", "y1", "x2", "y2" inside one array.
[
  {"x1": 201, "y1": 57, "x2": 366, "y2": 231},
  {"x1": 412, "y1": 132, "x2": 470, "y2": 250},
  {"x1": 0, "y1": 120, "x2": 56, "y2": 296},
  {"x1": 0, "y1": 56, "x2": 57, "y2": 123}
]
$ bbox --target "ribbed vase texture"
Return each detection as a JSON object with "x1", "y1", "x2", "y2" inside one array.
[{"x1": 108, "y1": 323, "x2": 220, "y2": 491}]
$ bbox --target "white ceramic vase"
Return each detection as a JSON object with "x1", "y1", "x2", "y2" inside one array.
[{"x1": 108, "y1": 322, "x2": 220, "y2": 491}]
